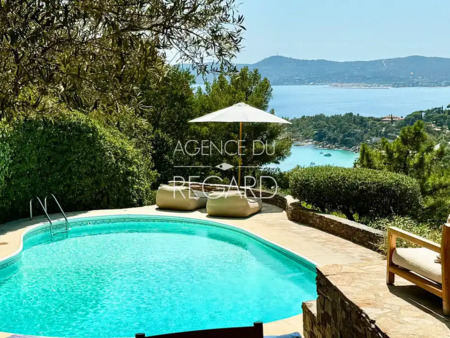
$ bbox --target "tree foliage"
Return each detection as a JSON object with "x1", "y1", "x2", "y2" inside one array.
[
  {"x1": 0, "y1": 0, "x2": 257, "y2": 221},
  {"x1": 400, "y1": 106, "x2": 450, "y2": 129},
  {"x1": 0, "y1": 1, "x2": 297, "y2": 218},
  {"x1": 287, "y1": 113, "x2": 400, "y2": 148},
  {"x1": 182, "y1": 67, "x2": 292, "y2": 182},
  {"x1": 0, "y1": 0, "x2": 244, "y2": 119},
  {"x1": 287, "y1": 105, "x2": 450, "y2": 150},
  {"x1": 357, "y1": 121, "x2": 444, "y2": 185},
  {"x1": 357, "y1": 121, "x2": 449, "y2": 221}
]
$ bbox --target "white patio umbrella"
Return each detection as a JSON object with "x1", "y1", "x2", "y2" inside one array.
[{"x1": 189, "y1": 102, "x2": 290, "y2": 188}]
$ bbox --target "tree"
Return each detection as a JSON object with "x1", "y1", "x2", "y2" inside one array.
[
  {"x1": 138, "y1": 67, "x2": 198, "y2": 185},
  {"x1": 179, "y1": 67, "x2": 292, "y2": 182},
  {"x1": 286, "y1": 113, "x2": 398, "y2": 148},
  {"x1": 0, "y1": 0, "x2": 245, "y2": 120},
  {"x1": 423, "y1": 169, "x2": 450, "y2": 221},
  {"x1": 357, "y1": 121, "x2": 449, "y2": 221},
  {"x1": 357, "y1": 121, "x2": 442, "y2": 182}
]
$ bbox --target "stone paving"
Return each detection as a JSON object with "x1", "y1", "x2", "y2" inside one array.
[
  {"x1": 0, "y1": 204, "x2": 449, "y2": 337},
  {"x1": 321, "y1": 262, "x2": 450, "y2": 337}
]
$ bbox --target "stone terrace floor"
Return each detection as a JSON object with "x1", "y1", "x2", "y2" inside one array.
[{"x1": 0, "y1": 203, "x2": 449, "y2": 337}]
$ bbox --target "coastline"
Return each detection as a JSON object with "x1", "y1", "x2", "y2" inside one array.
[
  {"x1": 269, "y1": 83, "x2": 450, "y2": 88},
  {"x1": 293, "y1": 140, "x2": 360, "y2": 153},
  {"x1": 329, "y1": 83, "x2": 391, "y2": 89}
]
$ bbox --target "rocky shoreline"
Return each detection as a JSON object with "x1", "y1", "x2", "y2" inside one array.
[{"x1": 293, "y1": 140, "x2": 360, "y2": 153}]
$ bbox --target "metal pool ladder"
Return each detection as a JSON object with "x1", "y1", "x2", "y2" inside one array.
[{"x1": 30, "y1": 194, "x2": 69, "y2": 236}]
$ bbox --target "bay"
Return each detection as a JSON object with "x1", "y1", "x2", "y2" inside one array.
[
  {"x1": 270, "y1": 85, "x2": 450, "y2": 118},
  {"x1": 273, "y1": 145, "x2": 359, "y2": 172},
  {"x1": 195, "y1": 84, "x2": 450, "y2": 169},
  {"x1": 269, "y1": 85, "x2": 450, "y2": 170}
]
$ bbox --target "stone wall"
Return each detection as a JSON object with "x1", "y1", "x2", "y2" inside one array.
[
  {"x1": 302, "y1": 268, "x2": 388, "y2": 338},
  {"x1": 177, "y1": 181, "x2": 383, "y2": 252},
  {"x1": 286, "y1": 202, "x2": 383, "y2": 252},
  {"x1": 302, "y1": 301, "x2": 321, "y2": 338}
]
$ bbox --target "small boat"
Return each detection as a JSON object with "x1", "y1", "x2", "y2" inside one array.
[{"x1": 324, "y1": 153, "x2": 332, "y2": 157}]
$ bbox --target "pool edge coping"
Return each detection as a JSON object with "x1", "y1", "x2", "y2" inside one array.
[{"x1": 0, "y1": 212, "x2": 318, "y2": 338}]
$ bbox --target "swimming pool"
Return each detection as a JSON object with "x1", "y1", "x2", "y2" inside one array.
[{"x1": 0, "y1": 215, "x2": 317, "y2": 337}]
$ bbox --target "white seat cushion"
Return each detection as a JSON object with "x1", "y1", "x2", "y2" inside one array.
[{"x1": 392, "y1": 247, "x2": 442, "y2": 283}]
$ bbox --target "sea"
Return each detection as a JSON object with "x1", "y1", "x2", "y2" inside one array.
[
  {"x1": 271, "y1": 85, "x2": 450, "y2": 170},
  {"x1": 269, "y1": 85, "x2": 450, "y2": 118},
  {"x1": 273, "y1": 144, "x2": 359, "y2": 172}
]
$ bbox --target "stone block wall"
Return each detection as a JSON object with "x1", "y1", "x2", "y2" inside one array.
[
  {"x1": 302, "y1": 269, "x2": 388, "y2": 338},
  {"x1": 286, "y1": 202, "x2": 383, "y2": 252},
  {"x1": 302, "y1": 301, "x2": 321, "y2": 338}
]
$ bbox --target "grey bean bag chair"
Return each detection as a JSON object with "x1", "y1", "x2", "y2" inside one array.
[
  {"x1": 156, "y1": 184, "x2": 207, "y2": 211},
  {"x1": 206, "y1": 190, "x2": 262, "y2": 217}
]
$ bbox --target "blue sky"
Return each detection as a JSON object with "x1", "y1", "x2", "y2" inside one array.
[{"x1": 236, "y1": 0, "x2": 450, "y2": 63}]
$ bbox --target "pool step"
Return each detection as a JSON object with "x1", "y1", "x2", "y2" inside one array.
[{"x1": 52, "y1": 230, "x2": 68, "y2": 236}]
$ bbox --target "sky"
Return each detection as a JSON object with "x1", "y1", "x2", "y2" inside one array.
[{"x1": 236, "y1": 0, "x2": 450, "y2": 63}]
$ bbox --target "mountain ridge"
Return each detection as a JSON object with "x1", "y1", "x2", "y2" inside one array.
[{"x1": 192, "y1": 55, "x2": 450, "y2": 87}]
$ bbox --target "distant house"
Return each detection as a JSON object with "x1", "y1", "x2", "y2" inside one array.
[{"x1": 381, "y1": 114, "x2": 404, "y2": 123}]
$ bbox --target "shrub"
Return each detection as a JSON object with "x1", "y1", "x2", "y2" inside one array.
[
  {"x1": 367, "y1": 216, "x2": 442, "y2": 254},
  {"x1": 0, "y1": 112, "x2": 158, "y2": 223},
  {"x1": 289, "y1": 166, "x2": 422, "y2": 221},
  {"x1": 254, "y1": 167, "x2": 291, "y2": 191}
]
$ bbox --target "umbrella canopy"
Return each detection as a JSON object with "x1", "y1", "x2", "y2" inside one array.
[
  {"x1": 189, "y1": 102, "x2": 290, "y2": 189},
  {"x1": 189, "y1": 102, "x2": 291, "y2": 124}
]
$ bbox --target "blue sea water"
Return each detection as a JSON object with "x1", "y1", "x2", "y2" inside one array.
[
  {"x1": 274, "y1": 145, "x2": 359, "y2": 171},
  {"x1": 269, "y1": 85, "x2": 450, "y2": 168},
  {"x1": 195, "y1": 84, "x2": 449, "y2": 168},
  {"x1": 0, "y1": 218, "x2": 316, "y2": 337},
  {"x1": 270, "y1": 85, "x2": 450, "y2": 118}
]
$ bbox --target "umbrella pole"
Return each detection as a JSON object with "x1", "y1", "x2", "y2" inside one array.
[{"x1": 238, "y1": 121, "x2": 243, "y2": 189}]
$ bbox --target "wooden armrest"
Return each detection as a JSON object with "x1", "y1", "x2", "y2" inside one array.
[{"x1": 388, "y1": 226, "x2": 440, "y2": 253}]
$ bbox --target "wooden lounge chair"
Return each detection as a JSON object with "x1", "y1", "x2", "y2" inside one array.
[
  {"x1": 386, "y1": 216, "x2": 450, "y2": 315},
  {"x1": 135, "y1": 322, "x2": 263, "y2": 338}
]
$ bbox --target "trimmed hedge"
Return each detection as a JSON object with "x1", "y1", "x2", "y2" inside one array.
[
  {"x1": 289, "y1": 166, "x2": 422, "y2": 220},
  {"x1": 0, "y1": 113, "x2": 157, "y2": 223}
]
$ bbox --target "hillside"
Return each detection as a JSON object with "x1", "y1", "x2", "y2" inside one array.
[
  {"x1": 286, "y1": 107, "x2": 450, "y2": 149},
  {"x1": 192, "y1": 55, "x2": 450, "y2": 87}
]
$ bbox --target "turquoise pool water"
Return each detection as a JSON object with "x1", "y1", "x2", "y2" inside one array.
[{"x1": 0, "y1": 216, "x2": 316, "y2": 337}]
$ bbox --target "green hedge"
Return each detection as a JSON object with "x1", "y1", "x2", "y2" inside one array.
[
  {"x1": 289, "y1": 166, "x2": 422, "y2": 220},
  {"x1": 0, "y1": 113, "x2": 157, "y2": 223}
]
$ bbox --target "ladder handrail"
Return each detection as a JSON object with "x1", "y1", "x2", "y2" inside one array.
[
  {"x1": 30, "y1": 197, "x2": 53, "y2": 225},
  {"x1": 44, "y1": 194, "x2": 68, "y2": 225}
]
